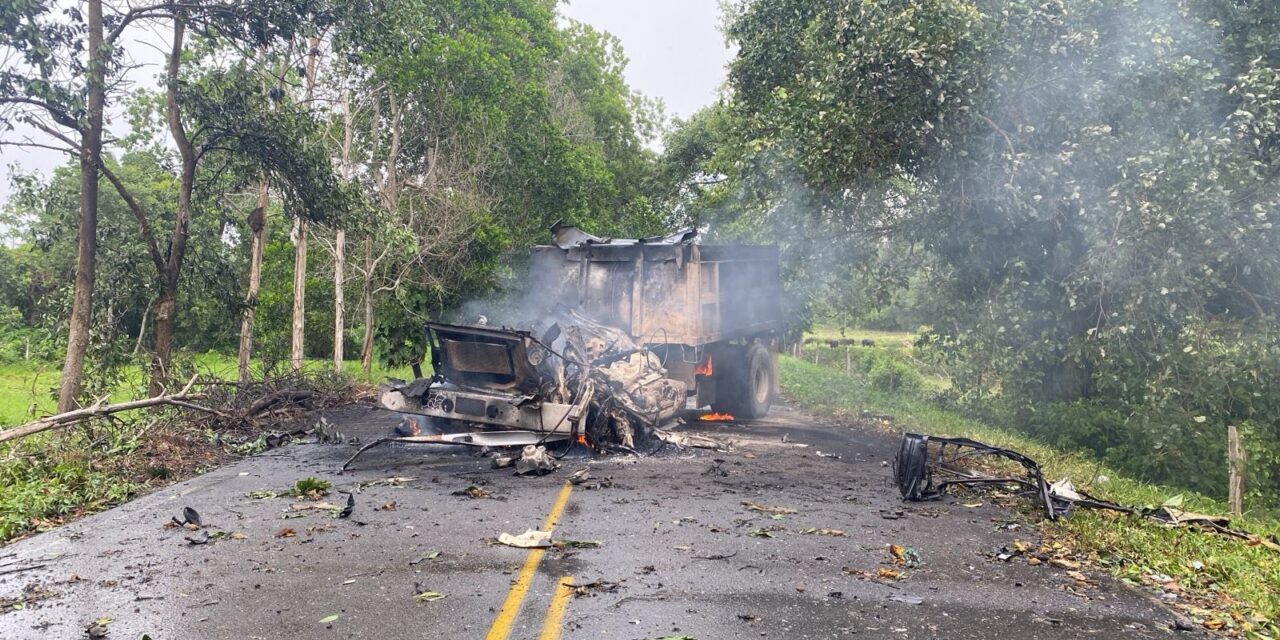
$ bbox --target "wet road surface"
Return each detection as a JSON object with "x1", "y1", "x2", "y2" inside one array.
[{"x1": 0, "y1": 405, "x2": 1196, "y2": 639}]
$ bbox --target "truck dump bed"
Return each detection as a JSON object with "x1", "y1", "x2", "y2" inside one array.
[{"x1": 529, "y1": 223, "x2": 783, "y2": 347}]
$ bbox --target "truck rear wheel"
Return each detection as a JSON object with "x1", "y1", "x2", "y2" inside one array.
[{"x1": 711, "y1": 343, "x2": 774, "y2": 419}]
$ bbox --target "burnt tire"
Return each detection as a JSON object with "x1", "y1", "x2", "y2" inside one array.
[{"x1": 711, "y1": 343, "x2": 774, "y2": 420}]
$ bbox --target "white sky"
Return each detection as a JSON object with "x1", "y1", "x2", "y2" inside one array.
[
  {"x1": 559, "y1": 0, "x2": 732, "y2": 121},
  {"x1": 0, "y1": 1, "x2": 732, "y2": 211}
]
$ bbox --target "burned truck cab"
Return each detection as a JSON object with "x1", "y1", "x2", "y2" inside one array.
[{"x1": 380, "y1": 323, "x2": 577, "y2": 433}]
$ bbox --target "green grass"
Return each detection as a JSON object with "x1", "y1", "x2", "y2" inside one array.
[
  {"x1": 780, "y1": 354, "x2": 1280, "y2": 631},
  {"x1": 797, "y1": 330, "x2": 951, "y2": 393},
  {"x1": 0, "y1": 362, "x2": 58, "y2": 427},
  {"x1": 188, "y1": 351, "x2": 415, "y2": 385},
  {"x1": 0, "y1": 352, "x2": 416, "y2": 428},
  {"x1": 803, "y1": 326, "x2": 917, "y2": 349},
  {"x1": 1, "y1": 349, "x2": 417, "y2": 542}
]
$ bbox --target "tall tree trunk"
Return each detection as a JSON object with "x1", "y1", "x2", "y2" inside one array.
[
  {"x1": 238, "y1": 52, "x2": 288, "y2": 382},
  {"x1": 291, "y1": 35, "x2": 322, "y2": 374},
  {"x1": 151, "y1": 14, "x2": 195, "y2": 397},
  {"x1": 333, "y1": 229, "x2": 345, "y2": 371},
  {"x1": 57, "y1": 0, "x2": 105, "y2": 412},
  {"x1": 237, "y1": 175, "x2": 268, "y2": 382},
  {"x1": 291, "y1": 218, "x2": 308, "y2": 373},
  {"x1": 360, "y1": 91, "x2": 402, "y2": 378},
  {"x1": 151, "y1": 283, "x2": 178, "y2": 395},
  {"x1": 333, "y1": 88, "x2": 353, "y2": 372},
  {"x1": 360, "y1": 237, "x2": 374, "y2": 377}
]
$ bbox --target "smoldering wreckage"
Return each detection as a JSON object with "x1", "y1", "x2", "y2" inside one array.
[
  {"x1": 336, "y1": 223, "x2": 1275, "y2": 550},
  {"x1": 343, "y1": 222, "x2": 784, "y2": 471}
]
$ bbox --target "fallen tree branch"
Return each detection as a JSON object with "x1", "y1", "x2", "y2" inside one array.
[
  {"x1": 0, "y1": 375, "x2": 215, "y2": 444},
  {"x1": 244, "y1": 389, "x2": 316, "y2": 417}
]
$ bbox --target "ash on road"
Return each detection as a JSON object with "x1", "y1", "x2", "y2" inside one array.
[{"x1": 0, "y1": 405, "x2": 1195, "y2": 639}]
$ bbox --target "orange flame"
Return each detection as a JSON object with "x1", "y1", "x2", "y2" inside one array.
[
  {"x1": 694, "y1": 354, "x2": 713, "y2": 377},
  {"x1": 699, "y1": 412, "x2": 735, "y2": 422},
  {"x1": 576, "y1": 434, "x2": 588, "y2": 446}
]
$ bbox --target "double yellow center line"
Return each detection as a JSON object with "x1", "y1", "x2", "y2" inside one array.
[{"x1": 484, "y1": 482, "x2": 575, "y2": 640}]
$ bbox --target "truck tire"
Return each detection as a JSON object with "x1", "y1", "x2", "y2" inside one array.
[{"x1": 711, "y1": 343, "x2": 774, "y2": 419}]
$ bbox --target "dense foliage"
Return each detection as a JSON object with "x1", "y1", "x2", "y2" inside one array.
[
  {"x1": 1, "y1": 0, "x2": 664, "y2": 398},
  {"x1": 666, "y1": 0, "x2": 1280, "y2": 507}
]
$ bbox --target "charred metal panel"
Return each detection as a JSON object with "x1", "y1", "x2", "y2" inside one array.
[
  {"x1": 441, "y1": 339, "x2": 512, "y2": 377},
  {"x1": 583, "y1": 260, "x2": 635, "y2": 332},
  {"x1": 427, "y1": 322, "x2": 546, "y2": 394},
  {"x1": 528, "y1": 236, "x2": 782, "y2": 348}
]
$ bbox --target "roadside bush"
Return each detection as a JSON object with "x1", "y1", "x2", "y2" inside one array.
[
  {"x1": 0, "y1": 437, "x2": 140, "y2": 541},
  {"x1": 868, "y1": 354, "x2": 922, "y2": 393},
  {"x1": 1015, "y1": 400, "x2": 1127, "y2": 461}
]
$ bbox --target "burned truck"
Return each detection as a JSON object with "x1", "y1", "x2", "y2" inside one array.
[{"x1": 379, "y1": 223, "x2": 783, "y2": 450}]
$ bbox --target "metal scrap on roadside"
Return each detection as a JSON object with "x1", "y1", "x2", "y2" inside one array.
[{"x1": 893, "y1": 432, "x2": 1280, "y2": 550}]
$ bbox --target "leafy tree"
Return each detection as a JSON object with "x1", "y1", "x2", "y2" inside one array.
[{"x1": 715, "y1": 0, "x2": 1280, "y2": 500}]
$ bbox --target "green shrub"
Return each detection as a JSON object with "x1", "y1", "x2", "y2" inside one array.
[
  {"x1": 868, "y1": 355, "x2": 922, "y2": 393},
  {"x1": 0, "y1": 442, "x2": 139, "y2": 541}
]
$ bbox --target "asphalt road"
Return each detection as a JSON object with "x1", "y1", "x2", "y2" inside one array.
[{"x1": 0, "y1": 405, "x2": 1197, "y2": 639}]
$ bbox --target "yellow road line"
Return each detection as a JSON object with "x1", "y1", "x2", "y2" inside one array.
[
  {"x1": 537, "y1": 576, "x2": 575, "y2": 640},
  {"x1": 484, "y1": 482, "x2": 574, "y2": 640}
]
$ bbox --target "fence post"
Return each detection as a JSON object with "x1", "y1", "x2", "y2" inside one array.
[
  {"x1": 845, "y1": 346, "x2": 851, "y2": 376},
  {"x1": 1227, "y1": 424, "x2": 1244, "y2": 517}
]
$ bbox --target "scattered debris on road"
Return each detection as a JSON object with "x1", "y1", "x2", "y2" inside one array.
[
  {"x1": 800, "y1": 528, "x2": 846, "y2": 536},
  {"x1": 84, "y1": 618, "x2": 111, "y2": 638},
  {"x1": 888, "y1": 544, "x2": 921, "y2": 568},
  {"x1": 553, "y1": 539, "x2": 602, "y2": 550},
  {"x1": 886, "y1": 594, "x2": 924, "y2": 605},
  {"x1": 408, "y1": 551, "x2": 441, "y2": 565}
]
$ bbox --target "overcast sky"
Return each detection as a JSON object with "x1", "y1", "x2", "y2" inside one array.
[
  {"x1": 560, "y1": 0, "x2": 732, "y2": 120},
  {"x1": 0, "y1": 0, "x2": 732, "y2": 210}
]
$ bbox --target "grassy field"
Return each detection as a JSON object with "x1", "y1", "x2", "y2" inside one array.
[
  {"x1": 780, "y1": 345, "x2": 1280, "y2": 633},
  {"x1": 0, "y1": 362, "x2": 58, "y2": 427},
  {"x1": 795, "y1": 329, "x2": 951, "y2": 393},
  {"x1": 0, "y1": 353, "x2": 415, "y2": 428}
]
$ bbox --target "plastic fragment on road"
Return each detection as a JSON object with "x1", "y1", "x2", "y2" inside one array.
[{"x1": 497, "y1": 529, "x2": 552, "y2": 548}]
